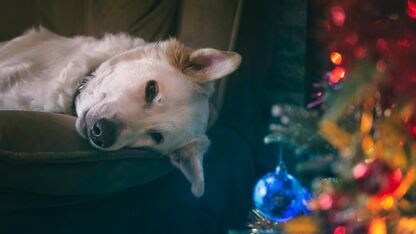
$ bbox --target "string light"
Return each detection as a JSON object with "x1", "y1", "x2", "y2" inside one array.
[
  {"x1": 380, "y1": 195, "x2": 395, "y2": 210},
  {"x1": 354, "y1": 47, "x2": 367, "y2": 58},
  {"x1": 394, "y1": 166, "x2": 416, "y2": 198},
  {"x1": 333, "y1": 226, "x2": 346, "y2": 234},
  {"x1": 318, "y1": 193, "x2": 333, "y2": 210},
  {"x1": 368, "y1": 218, "x2": 387, "y2": 234},
  {"x1": 330, "y1": 52, "x2": 343, "y2": 65},
  {"x1": 331, "y1": 5, "x2": 346, "y2": 26},
  {"x1": 360, "y1": 111, "x2": 373, "y2": 134},
  {"x1": 391, "y1": 169, "x2": 403, "y2": 185},
  {"x1": 376, "y1": 38, "x2": 389, "y2": 54},
  {"x1": 361, "y1": 135, "x2": 375, "y2": 154},
  {"x1": 376, "y1": 60, "x2": 387, "y2": 73},
  {"x1": 329, "y1": 67, "x2": 346, "y2": 84},
  {"x1": 412, "y1": 125, "x2": 416, "y2": 136},
  {"x1": 353, "y1": 163, "x2": 368, "y2": 179},
  {"x1": 344, "y1": 33, "x2": 358, "y2": 46},
  {"x1": 407, "y1": 0, "x2": 416, "y2": 19}
]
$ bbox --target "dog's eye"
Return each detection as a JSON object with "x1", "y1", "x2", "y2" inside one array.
[
  {"x1": 149, "y1": 131, "x2": 164, "y2": 145},
  {"x1": 145, "y1": 80, "x2": 158, "y2": 103}
]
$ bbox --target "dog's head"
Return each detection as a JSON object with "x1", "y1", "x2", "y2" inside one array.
[{"x1": 75, "y1": 39, "x2": 241, "y2": 197}]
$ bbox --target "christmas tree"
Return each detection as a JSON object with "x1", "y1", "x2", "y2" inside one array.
[{"x1": 250, "y1": 1, "x2": 416, "y2": 233}]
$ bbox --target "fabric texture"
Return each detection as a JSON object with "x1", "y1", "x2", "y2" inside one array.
[{"x1": 0, "y1": 111, "x2": 173, "y2": 196}]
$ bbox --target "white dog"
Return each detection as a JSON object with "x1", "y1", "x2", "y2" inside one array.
[{"x1": 0, "y1": 28, "x2": 241, "y2": 197}]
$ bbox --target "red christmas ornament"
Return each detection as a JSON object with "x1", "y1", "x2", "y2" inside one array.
[{"x1": 353, "y1": 159, "x2": 402, "y2": 196}]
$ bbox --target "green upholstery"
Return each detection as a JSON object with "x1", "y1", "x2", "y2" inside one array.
[{"x1": 0, "y1": 111, "x2": 173, "y2": 196}]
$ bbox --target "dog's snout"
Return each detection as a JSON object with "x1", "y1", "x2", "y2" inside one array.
[{"x1": 89, "y1": 118, "x2": 117, "y2": 148}]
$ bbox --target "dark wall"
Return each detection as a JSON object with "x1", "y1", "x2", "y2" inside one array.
[
  {"x1": 218, "y1": 0, "x2": 308, "y2": 173},
  {"x1": 0, "y1": 0, "x2": 36, "y2": 41}
]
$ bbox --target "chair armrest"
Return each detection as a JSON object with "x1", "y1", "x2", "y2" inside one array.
[{"x1": 0, "y1": 111, "x2": 173, "y2": 196}]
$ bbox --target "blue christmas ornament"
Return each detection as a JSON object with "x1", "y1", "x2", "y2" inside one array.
[{"x1": 253, "y1": 149, "x2": 312, "y2": 223}]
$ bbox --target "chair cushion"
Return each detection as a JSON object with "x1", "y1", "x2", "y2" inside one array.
[{"x1": 0, "y1": 111, "x2": 173, "y2": 195}]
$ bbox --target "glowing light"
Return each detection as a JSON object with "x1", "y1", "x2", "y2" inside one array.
[
  {"x1": 407, "y1": 0, "x2": 416, "y2": 19},
  {"x1": 307, "y1": 99, "x2": 323, "y2": 109},
  {"x1": 345, "y1": 33, "x2": 358, "y2": 45},
  {"x1": 369, "y1": 218, "x2": 387, "y2": 234},
  {"x1": 397, "y1": 218, "x2": 416, "y2": 233},
  {"x1": 331, "y1": 5, "x2": 346, "y2": 26},
  {"x1": 318, "y1": 193, "x2": 333, "y2": 210},
  {"x1": 391, "y1": 169, "x2": 403, "y2": 184},
  {"x1": 376, "y1": 60, "x2": 387, "y2": 73},
  {"x1": 360, "y1": 112, "x2": 373, "y2": 134},
  {"x1": 367, "y1": 196, "x2": 382, "y2": 211},
  {"x1": 281, "y1": 115, "x2": 290, "y2": 125},
  {"x1": 329, "y1": 67, "x2": 346, "y2": 84},
  {"x1": 330, "y1": 52, "x2": 343, "y2": 65},
  {"x1": 333, "y1": 226, "x2": 346, "y2": 234},
  {"x1": 271, "y1": 105, "x2": 283, "y2": 117},
  {"x1": 397, "y1": 39, "x2": 410, "y2": 48},
  {"x1": 394, "y1": 166, "x2": 416, "y2": 198},
  {"x1": 354, "y1": 47, "x2": 367, "y2": 58},
  {"x1": 376, "y1": 38, "x2": 389, "y2": 54},
  {"x1": 384, "y1": 108, "x2": 392, "y2": 117},
  {"x1": 412, "y1": 125, "x2": 416, "y2": 136},
  {"x1": 353, "y1": 163, "x2": 368, "y2": 179},
  {"x1": 380, "y1": 195, "x2": 394, "y2": 210},
  {"x1": 361, "y1": 135, "x2": 374, "y2": 153},
  {"x1": 323, "y1": 20, "x2": 332, "y2": 31}
]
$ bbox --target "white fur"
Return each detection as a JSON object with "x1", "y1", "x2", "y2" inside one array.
[
  {"x1": 0, "y1": 27, "x2": 241, "y2": 197},
  {"x1": 0, "y1": 28, "x2": 145, "y2": 112}
]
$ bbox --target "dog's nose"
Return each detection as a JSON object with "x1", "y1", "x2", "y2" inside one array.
[{"x1": 89, "y1": 118, "x2": 117, "y2": 148}]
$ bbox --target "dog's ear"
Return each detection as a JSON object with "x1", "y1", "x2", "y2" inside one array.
[
  {"x1": 186, "y1": 48, "x2": 242, "y2": 83},
  {"x1": 168, "y1": 135, "x2": 210, "y2": 198},
  {"x1": 165, "y1": 40, "x2": 241, "y2": 83}
]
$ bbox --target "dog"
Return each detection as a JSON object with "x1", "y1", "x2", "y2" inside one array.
[{"x1": 0, "y1": 27, "x2": 241, "y2": 197}]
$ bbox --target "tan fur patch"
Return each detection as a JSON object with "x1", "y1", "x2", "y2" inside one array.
[
  {"x1": 164, "y1": 39, "x2": 193, "y2": 71},
  {"x1": 163, "y1": 39, "x2": 209, "y2": 93}
]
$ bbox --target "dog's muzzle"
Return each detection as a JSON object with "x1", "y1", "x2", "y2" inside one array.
[{"x1": 89, "y1": 118, "x2": 118, "y2": 148}]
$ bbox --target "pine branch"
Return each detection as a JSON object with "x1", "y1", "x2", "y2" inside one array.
[
  {"x1": 266, "y1": 105, "x2": 335, "y2": 156},
  {"x1": 323, "y1": 61, "x2": 380, "y2": 124}
]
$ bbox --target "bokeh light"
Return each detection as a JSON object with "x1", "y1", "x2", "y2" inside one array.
[
  {"x1": 353, "y1": 163, "x2": 368, "y2": 179},
  {"x1": 330, "y1": 52, "x2": 343, "y2": 65},
  {"x1": 331, "y1": 5, "x2": 346, "y2": 26},
  {"x1": 333, "y1": 226, "x2": 346, "y2": 234},
  {"x1": 318, "y1": 193, "x2": 333, "y2": 210},
  {"x1": 380, "y1": 195, "x2": 394, "y2": 210},
  {"x1": 369, "y1": 218, "x2": 386, "y2": 234},
  {"x1": 329, "y1": 67, "x2": 346, "y2": 84},
  {"x1": 407, "y1": 0, "x2": 416, "y2": 19}
]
